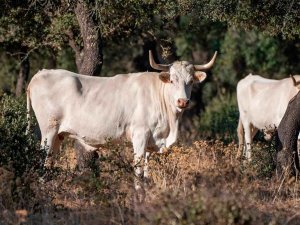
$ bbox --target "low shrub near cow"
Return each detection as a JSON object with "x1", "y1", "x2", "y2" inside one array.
[
  {"x1": 0, "y1": 138, "x2": 298, "y2": 224},
  {"x1": 141, "y1": 190, "x2": 253, "y2": 225},
  {"x1": 0, "y1": 95, "x2": 298, "y2": 224},
  {"x1": 0, "y1": 95, "x2": 46, "y2": 219},
  {"x1": 0, "y1": 95, "x2": 43, "y2": 176},
  {"x1": 199, "y1": 95, "x2": 239, "y2": 143},
  {"x1": 248, "y1": 142, "x2": 277, "y2": 178}
]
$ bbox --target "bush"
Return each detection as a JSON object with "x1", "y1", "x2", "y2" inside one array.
[
  {"x1": 198, "y1": 95, "x2": 239, "y2": 143},
  {"x1": 0, "y1": 94, "x2": 43, "y2": 176},
  {"x1": 245, "y1": 142, "x2": 277, "y2": 179}
]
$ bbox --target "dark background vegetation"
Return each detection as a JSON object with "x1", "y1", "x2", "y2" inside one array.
[
  {"x1": 1, "y1": 0, "x2": 299, "y2": 141},
  {"x1": 0, "y1": 1, "x2": 300, "y2": 224}
]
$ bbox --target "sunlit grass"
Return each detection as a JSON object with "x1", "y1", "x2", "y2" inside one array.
[{"x1": 1, "y1": 140, "x2": 300, "y2": 224}]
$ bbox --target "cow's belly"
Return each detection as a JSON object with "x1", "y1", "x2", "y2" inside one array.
[
  {"x1": 61, "y1": 121, "x2": 170, "y2": 151},
  {"x1": 58, "y1": 104, "x2": 172, "y2": 151},
  {"x1": 59, "y1": 119, "x2": 128, "y2": 147},
  {"x1": 58, "y1": 102, "x2": 132, "y2": 144},
  {"x1": 250, "y1": 113, "x2": 281, "y2": 131}
]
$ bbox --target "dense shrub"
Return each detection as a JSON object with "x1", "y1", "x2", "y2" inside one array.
[
  {"x1": 198, "y1": 95, "x2": 239, "y2": 143},
  {"x1": 246, "y1": 142, "x2": 277, "y2": 178},
  {"x1": 0, "y1": 95, "x2": 43, "y2": 176}
]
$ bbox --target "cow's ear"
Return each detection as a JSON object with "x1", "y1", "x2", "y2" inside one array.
[
  {"x1": 193, "y1": 71, "x2": 207, "y2": 83},
  {"x1": 159, "y1": 72, "x2": 171, "y2": 83}
]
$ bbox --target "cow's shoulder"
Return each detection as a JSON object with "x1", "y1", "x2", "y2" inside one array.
[
  {"x1": 122, "y1": 72, "x2": 159, "y2": 85},
  {"x1": 240, "y1": 74, "x2": 276, "y2": 83},
  {"x1": 239, "y1": 74, "x2": 278, "y2": 89}
]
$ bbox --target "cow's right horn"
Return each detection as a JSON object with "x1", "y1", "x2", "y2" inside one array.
[
  {"x1": 194, "y1": 51, "x2": 217, "y2": 71},
  {"x1": 290, "y1": 75, "x2": 300, "y2": 90},
  {"x1": 149, "y1": 50, "x2": 170, "y2": 71},
  {"x1": 290, "y1": 75, "x2": 297, "y2": 86}
]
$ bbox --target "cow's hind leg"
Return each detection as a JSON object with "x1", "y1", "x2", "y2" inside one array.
[
  {"x1": 251, "y1": 126, "x2": 258, "y2": 140},
  {"x1": 40, "y1": 128, "x2": 61, "y2": 168},
  {"x1": 237, "y1": 118, "x2": 244, "y2": 158}
]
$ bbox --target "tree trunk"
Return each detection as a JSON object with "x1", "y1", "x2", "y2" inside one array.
[
  {"x1": 72, "y1": 0, "x2": 103, "y2": 76},
  {"x1": 69, "y1": 1, "x2": 104, "y2": 169},
  {"x1": 15, "y1": 52, "x2": 30, "y2": 97}
]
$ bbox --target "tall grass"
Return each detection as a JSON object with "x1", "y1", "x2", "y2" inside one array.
[{"x1": 1, "y1": 96, "x2": 300, "y2": 224}]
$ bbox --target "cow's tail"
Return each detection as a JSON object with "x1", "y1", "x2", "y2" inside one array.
[
  {"x1": 26, "y1": 86, "x2": 31, "y2": 135},
  {"x1": 236, "y1": 117, "x2": 244, "y2": 158}
]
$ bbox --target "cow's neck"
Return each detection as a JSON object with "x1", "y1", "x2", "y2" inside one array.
[{"x1": 161, "y1": 83, "x2": 183, "y2": 147}]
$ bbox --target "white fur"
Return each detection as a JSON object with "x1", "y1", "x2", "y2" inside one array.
[
  {"x1": 237, "y1": 74, "x2": 300, "y2": 159},
  {"x1": 28, "y1": 66, "x2": 205, "y2": 184}
]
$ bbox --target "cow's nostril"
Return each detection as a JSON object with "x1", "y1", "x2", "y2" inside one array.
[{"x1": 177, "y1": 98, "x2": 189, "y2": 108}]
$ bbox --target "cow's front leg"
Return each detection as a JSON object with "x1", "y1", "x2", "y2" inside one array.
[
  {"x1": 143, "y1": 152, "x2": 150, "y2": 179},
  {"x1": 132, "y1": 129, "x2": 149, "y2": 189},
  {"x1": 244, "y1": 123, "x2": 252, "y2": 160}
]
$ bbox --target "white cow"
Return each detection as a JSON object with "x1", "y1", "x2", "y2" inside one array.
[
  {"x1": 27, "y1": 51, "x2": 217, "y2": 185},
  {"x1": 237, "y1": 74, "x2": 300, "y2": 159}
]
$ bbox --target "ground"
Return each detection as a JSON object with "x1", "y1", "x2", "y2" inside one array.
[{"x1": 1, "y1": 140, "x2": 300, "y2": 225}]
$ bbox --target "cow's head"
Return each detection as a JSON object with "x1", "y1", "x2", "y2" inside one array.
[
  {"x1": 291, "y1": 75, "x2": 300, "y2": 91},
  {"x1": 149, "y1": 50, "x2": 217, "y2": 112}
]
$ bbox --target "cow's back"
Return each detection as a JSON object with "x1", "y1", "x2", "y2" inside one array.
[
  {"x1": 28, "y1": 69, "x2": 164, "y2": 146},
  {"x1": 237, "y1": 74, "x2": 300, "y2": 130}
]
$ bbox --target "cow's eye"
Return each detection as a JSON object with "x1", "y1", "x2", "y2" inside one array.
[{"x1": 170, "y1": 80, "x2": 174, "y2": 84}]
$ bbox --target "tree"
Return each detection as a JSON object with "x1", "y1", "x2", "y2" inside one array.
[
  {"x1": 0, "y1": 1, "x2": 51, "y2": 96},
  {"x1": 192, "y1": 0, "x2": 300, "y2": 39},
  {"x1": 56, "y1": 1, "x2": 103, "y2": 75}
]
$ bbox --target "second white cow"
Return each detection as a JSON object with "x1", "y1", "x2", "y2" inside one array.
[{"x1": 237, "y1": 74, "x2": 300, "y2": 159}]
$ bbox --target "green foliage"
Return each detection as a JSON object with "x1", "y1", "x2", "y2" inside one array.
[
  {"x1": 0, "y1": 52, "x2": 19, "y2": 95},
  {"x1": 55, "y1": 47, "x2": 77, "y2": 72},
  {"x1": 182, "y1": 196, "x2": 252, "y2": 225},
  {"x1": 199, "y1": 95, "x2": 239, "y2": 143},
  {"x1": 195, "y1": 0, "x2": 300, "y2": 39},
  {"x1": 47, "y1": 12, "x2": 78, "y2": 51},
  {"x1": 245, "y1": 142, "x2": 277, "y2": 178},
  {"x1": 0, "y1": 95, "x2": 43, "y2": 177},
  {"x1": 212, "y1": 29, "x2": 299, "y2": 95},
  {"x1": 189, "y1": 28, "x2": 299, "y2": 143},
  {"x1": 0, "y1": 0, "x2": 300, "y2": 141},
  {"x1": 0, "y1": 1, "x2": 51, "y2": 50},
  {"x1": 150, "y1": 191, "x2": 252, "y2": 225},
  {"x1": 175, "y1": 17, "x2": 225, "y2": 60},
  {"x1": 78, "y1": 141, "x2": 135, "y2": 205}
]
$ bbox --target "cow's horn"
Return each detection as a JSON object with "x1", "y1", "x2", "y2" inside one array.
[
  {"x1": 290, "y1": 75, "x2": 300, "y2": 90},
  {"x1": 149, "y1": 50, "x2": 169, "y2": 71},
  {"x1": 290, "y1": 75, "x2": 297, "y2": 86},
  {"x1": 194, "y1": 51, "x2": 217, "y2": 71}
]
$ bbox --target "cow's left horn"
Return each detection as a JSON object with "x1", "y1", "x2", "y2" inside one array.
[
  {"x1": 149, "y1": 50, "x2": 170, "y2": 72},
  {"x1": 194, "y1": 51, "x2": 217, "y2": 71},
  {"x1": 290, "y1": 75, "x2": 297, "y2": 86},
  {"x1": 290, "y1": 75, "x2": 300, "y2": 89}
]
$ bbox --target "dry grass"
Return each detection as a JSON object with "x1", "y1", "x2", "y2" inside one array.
[{"x1": 1, "y1": 140, "x2": 300, "y2": 225}]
